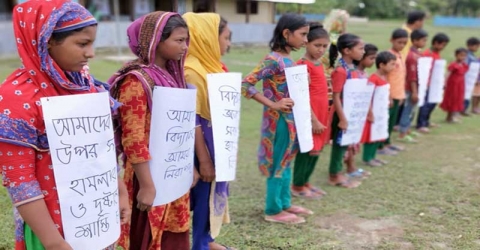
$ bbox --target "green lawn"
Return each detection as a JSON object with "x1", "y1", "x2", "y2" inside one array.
[{"x1": 1, "y1": 20, "x2": 480, "y2": 249}]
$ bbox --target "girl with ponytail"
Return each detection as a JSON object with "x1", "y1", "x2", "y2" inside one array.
[
  {"x1": 291, "y1": 22, "x2": 330, "y2": 199},
  {"x1": 327, "y1": 33, "x2": 368, "y2": 188}
]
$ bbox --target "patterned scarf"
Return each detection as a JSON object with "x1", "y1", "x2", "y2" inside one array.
[
  {"x1": 8, "y1": 0, "x2": 101, "y2": 96},
  {"x1": 108, "y1": 11, "x2": 188, "y2": 109},
  {"x1": 0, "y1": 0, "x2": 120, "y2": 151},
  {"x1": 339, "y1": 58, "x2": 356, "y2": 79}
]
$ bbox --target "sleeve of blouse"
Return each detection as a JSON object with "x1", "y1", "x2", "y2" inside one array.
[
  {"x1": 118, "y1": 75, "x2": 151, "y2": 164},
  {"x1": 447, "y1": 62, "x2": 457, "y2": 72},
  {"x1": 406, "y1": 55, "x2": 418, "y2": 83},
  {"x1": 241, "y1": 56, "x2": 278, "y2": 98},
  {"x1": 331, "y1": 68, "x2": 347, "y2": 93},
  {"x1": 0, "y1": 143, "x2": 44, "y2": 206},
  {"x1": 296, "y1": 59, "x2": 312, "y2": 84}
]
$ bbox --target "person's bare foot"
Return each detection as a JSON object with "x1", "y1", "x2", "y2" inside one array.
[
  {"x1": 209, "y1": 242, "x2": 237, "y2": 250},
  {"x1": 285, "y1": 205, "x2": 314, "y2": 216},
  {"x1": 264, "y1": 211, "x2": 305, "y2": 224},
  {"x1": 417, "y1": 127, "x2": 430, "y2": 134},
  {"x1": 328, "y1": 174, "x2": 361, "y2": 188}
]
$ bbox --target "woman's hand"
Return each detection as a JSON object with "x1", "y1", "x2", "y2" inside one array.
[
  {"x1": 271, "y1": 98, "x2": 294, "y2": 110},
  {"x1": 136, "y1": 185, "x2": 156, "y2": 212},
  {"x1": 312, "y1": 120, "x2": 327, "y2": 134},
  {"x1": 338, "y1": 119, "x2": 348, "y2": 131},
  {"x1": 199, "y1": 160, "x2": 215, "y2": 183}
]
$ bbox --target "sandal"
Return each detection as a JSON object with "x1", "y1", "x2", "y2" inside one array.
[
  {"x1": 328, "y1": 178, "x2": 361, "y2": 188},
  {"x1": 347, "y1": 168, "x2": 371, "y2": 179},
  {"x1": 209, "y1": 242, "x2": 237, "y2": 250},
  {"x1": 285, "y1": 205, "x2": 314, "y2": 216},
  {"x1": 265, "y1": 211, "x2": 305, "y2": 224},
  {"x1": 388, "y1": 144, "x2": 405, "y2": 151},
  {"x1": 377, "y1": 147, "x2": 398, "y2": 156},
  {"x1": 374, "y1": 159, "x2": 388, "y2": 165},
  {"x1": 397, "y1": 135, "x2": 418, "y2": 143},
  {"x1": 364, "y1": 160, "x2": 382, "y2": 167},
  {"x1": 305, "y1": 183, "x2": 327, "y2": 196},
  {"x1": 220, "y1": 245, "x2": 236, "y2": 250},
  {"x1": 408, "y1": 131, "x2": 421, "y2": 137},
  {"x1": 417, "y1": 127, "x2": 430, "y2": 134},
  {"x1": 291, "y1": 188, "x2": 322, "y2": 199}
]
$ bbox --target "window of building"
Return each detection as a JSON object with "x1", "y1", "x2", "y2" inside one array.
[
  {"x1": 0, "y1": 0, "x2": 15, "y2": 20},
  {"x1": 236, "y1": 0, "x2": 258, "y2": 14},
  {"x1": 193, "y1": 0, "x2": 215, "y2": 12}
]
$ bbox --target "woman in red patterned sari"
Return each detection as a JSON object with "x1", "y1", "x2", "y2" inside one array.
[
  {"x1": 108, "y1": 12, "x2": 192, "y2": 250},
  {"x1": 0, "y1": 1, "x2": 129, "y2": 249}
]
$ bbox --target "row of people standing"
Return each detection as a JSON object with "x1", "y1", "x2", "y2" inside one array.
[{"x1": 248, "y1": 9, "x2": 480, "y2": 226}]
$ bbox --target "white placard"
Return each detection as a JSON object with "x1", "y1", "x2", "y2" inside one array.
[
  {"x1": 341, "y1": 78, "x2": 375, "y2": 146},
  {"x1": 465, "y1": 62, "x2": 480, "y2": 100},
  {"x1": 370, "y1": 84, "x2": 390, "y2": 142},
  {"x1": 207, "y1": 73, "x2": 242, "y2": 182},
  {"x1": 285, "y1": 65, "x2": 313, "y2": 153},
  {"x1": 149, "y1": 87, "x2": 196, "y2": 206},
  {"x1": 417, "y1": 57, "x2": 433, "y2": 107},
  {"x1": 41, "y1": 92, "x2": 120, "y2": 250},
  {"x1": 428, "y1": 59, "x2": 447, "y2": 103}
]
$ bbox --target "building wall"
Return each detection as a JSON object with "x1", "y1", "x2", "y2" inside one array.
[
  {"x1": 216, "y1": 0, "x2": 274, "y2": 24},
  {"x1": 0, "y1": 0, "x2": 279, "y2": 56},
  {"x1": 185, "y1": 0, "x2": 193, "y2": 12}
]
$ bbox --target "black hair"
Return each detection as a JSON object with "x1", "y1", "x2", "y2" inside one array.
[
  {"x1": 269, "y1": 13, "x2": 308, "y2": 52},
  {"x1": 466, "y1": 37, "x2": 480, "y2": 46},
  {"x1": 193, "y1": 0, "x2": 209, "y2": 12},
  {"x1": 375, "y1": 51, "x2": 397, "y2": 69},
  {"x1": 432, "y1": 32, "x2": 450, "y2": 45},
  {"x1": 391, "y1": 28, "x2": 408, "y2": 40},
  {"x1": 353, "y1": 43, "x2": 378, "y2": 66},
  {"x1": 328, "y1": 33, "x2": 361, "y2": 68},
  {"x1": 307, "y1": 22, "x2": 328, "y2": 42},
  {"x1": 219, "y1": 16, "x2": 228, "y2": 35},
  {"x1": 161, "y1": 15, "x2": 188, "y2": 42},
  {"x1": 406, "y1": 11, "x2": 426, "y2": 25},
  {"x1": 227, "y1": 30, "x2": 232, "y2": 53},
  {"x1": 455, "y1": 47, "x2": 468, "y2": 56},
  {"x1": 410, "y1": 29, "x2": 428, "y2": 42},
  {"x1": 363, "y1": 44, "x2": 378, "y2": 58},
  {"x1": 50, "y1": 24, "x2": 97, "y2": 43}
]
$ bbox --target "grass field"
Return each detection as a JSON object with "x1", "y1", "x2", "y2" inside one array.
[{"x1": 1, "y1": 20, "x2": 480, "y2": 249}]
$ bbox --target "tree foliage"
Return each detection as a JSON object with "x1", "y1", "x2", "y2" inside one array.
[{"x1": 276, "y1": 0, "x2": 480, "y2": 18}]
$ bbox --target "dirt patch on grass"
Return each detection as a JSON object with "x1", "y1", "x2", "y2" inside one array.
[{"x1": 315, "y1": 213, "x2": 412, "y2": 249}]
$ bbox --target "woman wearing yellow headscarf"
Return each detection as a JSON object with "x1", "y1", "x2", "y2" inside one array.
[{"x1": 183, "y1": 12, "x2": 235, "y2": 250}]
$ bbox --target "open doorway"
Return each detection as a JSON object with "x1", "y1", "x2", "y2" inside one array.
[
  {"x1": 156, "y1": 0, "x2": 177, "y2": 11},
  {"x1": 0, "y1": 0, "x2": 15, "y2": 20}
]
